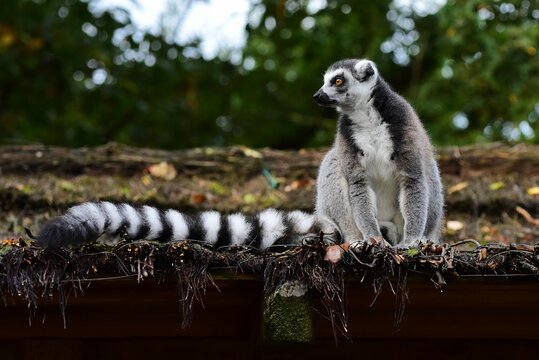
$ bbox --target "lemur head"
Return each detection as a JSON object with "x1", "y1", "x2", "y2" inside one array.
[{"x1": 313, "y1": 59, "x2": 378, "y2": 113}]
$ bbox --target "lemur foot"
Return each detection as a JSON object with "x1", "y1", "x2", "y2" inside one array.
[{"x1": 319, "y1": 231, "x2": 343, "y2": 245}]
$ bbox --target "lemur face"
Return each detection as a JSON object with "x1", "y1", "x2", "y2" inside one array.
[{"x1": 313, "y1": 59, "x2": 378, "y2": 112}]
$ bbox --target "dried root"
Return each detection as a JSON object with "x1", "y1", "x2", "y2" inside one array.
[{"x1": 1, "y1": 235, "x2": 539, "y2": 334}]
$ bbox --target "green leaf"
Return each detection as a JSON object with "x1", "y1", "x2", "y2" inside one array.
[{"x1": 406, "y1": 248, "x2": 420, "y2": 257}]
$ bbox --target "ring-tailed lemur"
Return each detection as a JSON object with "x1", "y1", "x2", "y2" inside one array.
[
  {"x1": 36, "y1": 58, "x2": 442, "y2": 250},
  {"x1": 36, "y1": 202, "x2": 318, "y2": 250},
  {"x1": 313, "y1": 58, "x2": 443, "y2": 247}
]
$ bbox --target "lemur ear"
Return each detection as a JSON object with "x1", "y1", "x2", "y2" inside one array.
[
  {"x1": 362, "y1": 64, "x2": 375, "y2": 80},
  {"x1": 354, "y1": 60, "x2": 376, "y2": 82}
]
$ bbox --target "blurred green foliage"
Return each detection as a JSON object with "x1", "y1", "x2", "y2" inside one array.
[{"x1": 0, "y1": 0, "x2": 537, "y2": 149}]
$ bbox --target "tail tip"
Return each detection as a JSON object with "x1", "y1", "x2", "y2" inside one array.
[{"x1": 36, "y1": 217, "x2": 99, "y2": 248}]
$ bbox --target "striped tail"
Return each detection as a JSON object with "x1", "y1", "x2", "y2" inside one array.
[{"x1": 36, "y1": 202, "x2": 319, "y2": 250}]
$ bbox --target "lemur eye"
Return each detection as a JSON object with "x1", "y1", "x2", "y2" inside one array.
[{"x1": 335, "y1": 78, "x2": 343, "y2": 86}]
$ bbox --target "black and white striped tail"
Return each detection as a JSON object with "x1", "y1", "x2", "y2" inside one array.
[{"x1": 36, "y1": 202, "x2": 319, "y2": 250}]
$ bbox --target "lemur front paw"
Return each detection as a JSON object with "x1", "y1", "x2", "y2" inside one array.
[
  {"x1": 394, "y1": 237, "x2": 426, "y2": 249},
  {"x1": 369, "y1": 235, "x2": 393, "y2": 248},
  {"x1": 346, "y1": 236, "x2": 393, "y2": 249}
]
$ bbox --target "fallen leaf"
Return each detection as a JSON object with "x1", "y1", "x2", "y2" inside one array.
[
  {"x1": 489, "y1": 181, "x2": 505, "y2": 191},
  {"x1": 141, "y1": 174, "x2": 152, "y2": 186},
  {"x1": 240, "y1": 147, "x2": 263, "y2": 159},
  {"x1": 1, "y1": 237, "x2": 20, "y2": 246},
  {"x1": 446, "y1": 220, "x2": 464, "y2": 233},
  {"x1": 447, "y1": 181, "x2": 468, "y2": 194},
  {"x1": 191, "y1": 193, "x2": 206, "y2": 204},
  {"x1": 527, "y1": 187, "x2": 539, "y2": 196},
  {"x1": 147, "y1": 161, "x2": 177, "y2": 181},
  {"x1": 477, "y1": 248, "x2": 488, "y2": 261},
  {"x1": 284, "y1": 179, "x2": 312, "y2": 192}
]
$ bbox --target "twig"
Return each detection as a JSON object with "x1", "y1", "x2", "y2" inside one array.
[
  {"x1": 516, "y1": 206, "x2": 539, "y2": 226},
  {"x1": 450, "y1": 239, "x2": 482, "y2": 249}
]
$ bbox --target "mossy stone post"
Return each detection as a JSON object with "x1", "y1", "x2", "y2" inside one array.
[{"x1": 263, "y1": 280, "x2": 313, "y2": 343}]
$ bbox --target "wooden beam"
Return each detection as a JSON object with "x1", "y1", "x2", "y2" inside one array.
[{"x1": 1, "y1": 276, "x2": 539, "y2": 359}]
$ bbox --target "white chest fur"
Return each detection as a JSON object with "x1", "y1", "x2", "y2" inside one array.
[
  {"x1": 349, "y1": 109, "x2": 396, "y2": 181},
  {"x1": 349, "y1": 110, "x2": 400, "y2": 224}
]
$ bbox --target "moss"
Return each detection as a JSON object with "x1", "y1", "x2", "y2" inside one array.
[{"x1": 263, "y1": 281, "x2": 313, "y2": 343}]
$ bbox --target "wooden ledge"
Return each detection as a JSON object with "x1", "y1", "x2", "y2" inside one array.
[
  {"x1": 2, "y1": 277, "x2": 539, "y2": 337},
  {"x1": 2, "y1": 276, "x2": 539, "y2": 358}
]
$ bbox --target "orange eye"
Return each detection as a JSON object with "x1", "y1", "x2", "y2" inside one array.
[{"x1": 335, "y1": 78, "x2": 343, "y2": 86}]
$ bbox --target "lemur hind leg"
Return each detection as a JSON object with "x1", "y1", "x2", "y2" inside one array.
[{"x1": 315, "y1": 149, "x2": 364, "y2": 244}]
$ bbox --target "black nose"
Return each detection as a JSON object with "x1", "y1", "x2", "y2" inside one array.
[{"x1": 313, "y1": 90, "x2": 336, "y2": 107}]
